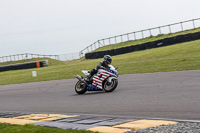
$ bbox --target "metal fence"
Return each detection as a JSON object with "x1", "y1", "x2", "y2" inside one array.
[
  {"x1": 57, "y1": 52, "x2": 80, "y2": 61},
  {"x1": 79, "y1": 18, "x2": 200, "y2": 57},
  {"x1": 0, "y1": 53, "x2": 80, "y2": 63}
]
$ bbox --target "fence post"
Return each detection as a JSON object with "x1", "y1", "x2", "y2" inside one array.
[
  {"x1": 159, "y1": 27, "x2": 161, "y2": 34},
  {"x1": 134, "y1": 32, "x2": 136, "y2": 40},
  {"x1": 141, "y1": 31, "x2": 144, "y2": 38},
  {"x1": 121, "y1": 35, "x2": 123, "y2": 42},
  {"x1": 149, "y1": 29, "x2": 152, "y2": 36},
  {"x1": 98, "y1": 40, "x2": 104, "y2": 47},
  {"x1": 98, "y1": 41, "x2": 101, "y2": 48},
  {"x1": 181, "y1": 22, "x2": 183, "y2": 31},
  {"x1": 127, "y1": 34, "x2": 129, "y2": 41},
  {"x1": 102, "y1": 39, "x2": 105, "y2": 46},
  {"x1": 169, "y1": 25, "x2": 171, "y2": 33},
  {"x1": 193, "y1": 19, "x2": 196, "y2": 29},
  {"x1": 26, "y1": 53, "x2": 28, "y2": 59},
  {"x1": 115, "y1": 36, "x2": 117, "y2": 43}
]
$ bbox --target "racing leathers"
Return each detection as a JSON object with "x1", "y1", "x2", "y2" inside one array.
[{"x1": 86, "y1": 61, "x2": 109, "y2": 82}]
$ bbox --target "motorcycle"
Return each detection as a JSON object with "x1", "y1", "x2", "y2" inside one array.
[{"x1": 75, "y1": 65, "x2": 118, "y2": 94}]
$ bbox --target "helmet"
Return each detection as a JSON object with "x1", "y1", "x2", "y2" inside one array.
[{"x1": 103, "y1": 55, "x2": 112, "y2": 64}]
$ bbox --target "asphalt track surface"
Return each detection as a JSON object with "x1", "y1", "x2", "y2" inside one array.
[{"x1": 0, "y1": 70, "x2": 200, "y2": 120}]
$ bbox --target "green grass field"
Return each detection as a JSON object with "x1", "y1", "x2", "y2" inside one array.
[
  {"x1": 93, "y1": 27, "x2": 200, "y2": 52},
  {"x1": 0, "y1": 39, "x2": 200, "y2": 85},
  {"x1": 0, "y1": 123, "x2": 97, "y2": 133}
]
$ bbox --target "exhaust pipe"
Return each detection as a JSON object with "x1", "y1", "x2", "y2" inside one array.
[{"x1": 76, "y1": 75, "x2": 83, "y2": 81}]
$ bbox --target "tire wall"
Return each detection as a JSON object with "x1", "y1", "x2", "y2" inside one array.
[
  {"x1": 85, "y1": 32, "x2": 200, "y2": 59},
  {"x1": 0, "y1": 60, "x2": 48, "y2": 72}
]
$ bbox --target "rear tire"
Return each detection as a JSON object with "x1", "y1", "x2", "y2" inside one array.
[
  {"x1": 75, "y1": 81, "x2": 87, "y2": 94},
  {"x1": 103, "y1": 78, "x2": 118, "y2": 92}
]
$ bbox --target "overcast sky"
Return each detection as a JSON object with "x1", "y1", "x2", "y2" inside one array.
[{"x1": 0, "y1": 0, "x2": 200, "y2": 57}]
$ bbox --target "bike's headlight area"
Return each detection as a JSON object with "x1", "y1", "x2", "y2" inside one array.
[{"x1": 108, "y1": 69, "x2": 118, "y2": 77}]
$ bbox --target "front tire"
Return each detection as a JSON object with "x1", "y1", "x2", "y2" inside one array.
[
  {"x1": 75, "y1": 81, "x2": 87, "y2": 94},
  {"x1": 103, "y1": 78, "x2": 118, "y2": 92}
]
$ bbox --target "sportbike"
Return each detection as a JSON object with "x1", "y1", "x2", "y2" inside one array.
[{"x1": 75, "y1": 65, "x2": 118, "y2": 94}]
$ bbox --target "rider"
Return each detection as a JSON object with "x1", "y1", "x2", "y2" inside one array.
[{"x1": 86, "y1": 55, "x2": 112, "y2": 82}]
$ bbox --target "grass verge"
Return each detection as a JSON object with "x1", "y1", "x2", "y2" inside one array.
[
  {"x1": 0, "y1": 40, "x2": 200, "y2": 85},
  {"x1": 0, "y1": 123, "x2": 97, "y2": 133}
]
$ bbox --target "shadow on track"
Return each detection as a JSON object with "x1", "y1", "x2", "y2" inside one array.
[{"x1": 71, "y1": 90, "x2": 119, "y2": 96}]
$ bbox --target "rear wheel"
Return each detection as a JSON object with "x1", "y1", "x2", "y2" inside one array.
[
  {"x1": 103, "y1": 78, "x2": 118, "y2": 92},
  {"x1": 75, "y1": 81, "x2": 87, "y2": 94}
]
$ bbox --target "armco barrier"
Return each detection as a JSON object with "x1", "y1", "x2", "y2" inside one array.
[
  {"x1": 85, "y1": 31, "x2": 200, "y2": 59},
  {"x1": 0, "y1": 60, "x2": 48, "y2": 72}
]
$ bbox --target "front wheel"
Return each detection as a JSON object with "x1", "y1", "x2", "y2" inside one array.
[
  {"x1": 103, "y1": 78, "x2": 118, "y2": 92},
  {"x1": 75, "y1": 81, "x2": 87, "y2": 94}
]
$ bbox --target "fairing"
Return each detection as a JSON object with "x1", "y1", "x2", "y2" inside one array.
[{"x1": 86, "y1": 66, "x2": 118, "y2": 91}]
